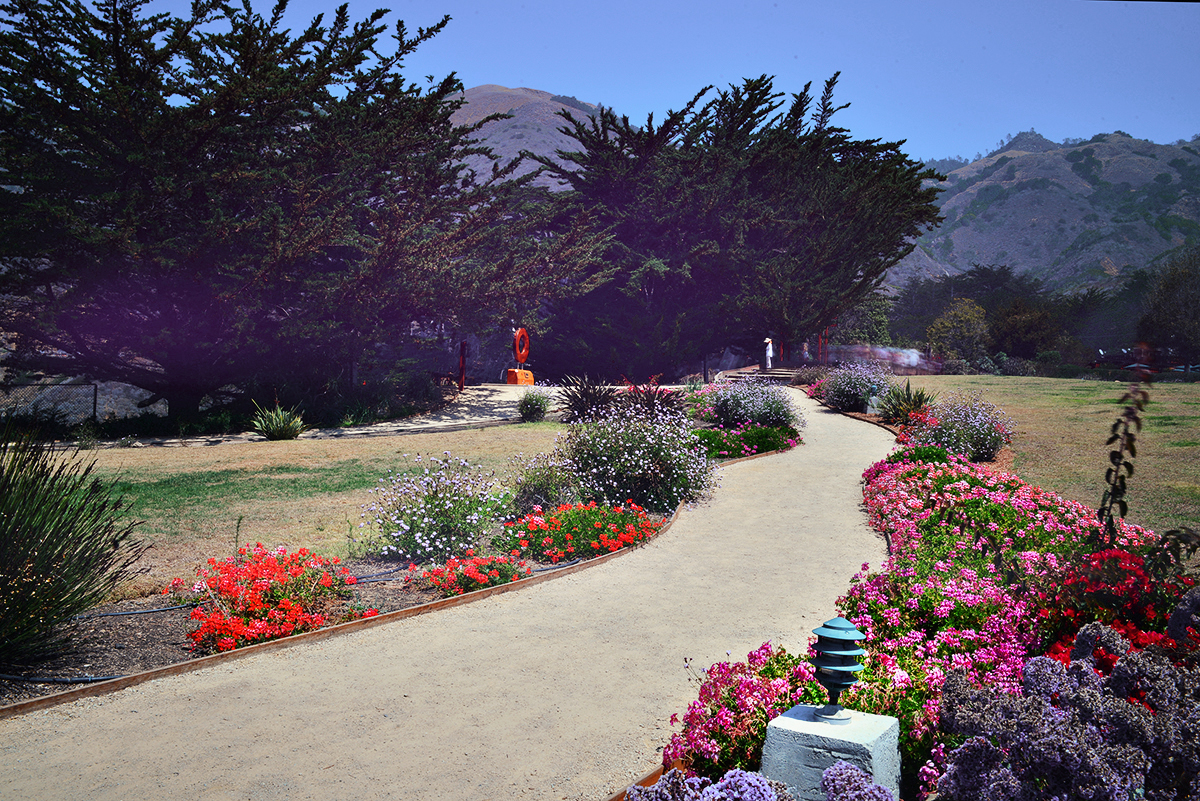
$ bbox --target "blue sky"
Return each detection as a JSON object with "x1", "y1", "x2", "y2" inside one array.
[{"x1": 153, "y1": 0, "x2": 1198, "y2": 161}]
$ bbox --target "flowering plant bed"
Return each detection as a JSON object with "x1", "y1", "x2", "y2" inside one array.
[
  {"x1": 166, "y1": 544, "x2": 379, "y2": 653},
  {"x1": 693, "y1": 424, "x2": 801, "y2": 460},
  {"x1": 420, "y1": 550, "x2": 531, "y2": 596},
  {"x1": 493, "y1": 501, "x2": 664, "y2": 564},
  {"x1": 665, "y1": 441, "x2": 1199, "y2": 799}
]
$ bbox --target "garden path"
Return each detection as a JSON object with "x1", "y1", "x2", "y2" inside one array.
[{"x1": 0, "y1": 391, "x2": 895, "y2": 801}]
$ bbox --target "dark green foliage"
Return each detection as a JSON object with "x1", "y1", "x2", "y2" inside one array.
[
  {"x1": 0, "y1": 406, "x2": 71, "y2": 440},
  {"x1": 517, "y1": 388, "x2": 554, "y2": 423},
  {"x1": 532, "y1": 74, "x2": 941, "y2": 379},
  {"x1": 891, "y1": 264, "x2": 1051, "y2": 347},
  {"x1": 989, "y1": 297, "x2": 1064, "y2": 359},
  {"x1": 0, "y1": 0, "x2": 604, "y2": 421},
  {"x1": 0, "y1": 429, "x2": 146, "y2": 663},
  {"x1": 877, "y1": 380, "x2": 937, "y2": 425},
  {"x1": 884, "y1": 445, "x2": 950, "y2": 465},
  {"x1": 558, "y1": 375, "x2": 620, "y2": 422},
  {"x1": 1138, "y1": 247, "x2": 1200, "y2": 364},
  {"x1": 830, "y1": 291, "x2": 893, "y2": 346},
  {"x1": 996, "y1": 354, "x2": 1037, "y2": 376},
  {"x1": 694, "y1": 425, "x2": 799, "y2": 460}
]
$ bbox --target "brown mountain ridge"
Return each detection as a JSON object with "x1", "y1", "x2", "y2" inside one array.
[{"x1": 454, "y1": 87, "x2": 1200, "y2": 291}]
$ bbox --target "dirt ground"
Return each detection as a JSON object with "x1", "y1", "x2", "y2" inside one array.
[{"x1": 0, "y1": 393, "x2": 895, "y2": 801}]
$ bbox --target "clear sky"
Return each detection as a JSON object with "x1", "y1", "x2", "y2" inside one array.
[{"x1": 152, "y1": 0, "x2": 1198, "y2": 161}]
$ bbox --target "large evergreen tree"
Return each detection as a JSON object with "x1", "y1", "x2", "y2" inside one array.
[
  {"x1": 530, "y1": 74, "x2": 941, "y2": 380},
  {"x1": 1138, "y1": 247, "x2": 1200, "y2": 365},
  {"x1": 0, "y1": 0, "x2": 602, "y2": 418}
]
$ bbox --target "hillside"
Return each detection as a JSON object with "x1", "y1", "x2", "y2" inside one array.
[
  {"x1": 893, "y1": 132, "x2": 1200, "y2": 291},
  {"x1": 451, "y1": 84, "x2": 597, "y2": 188},
  {"x1": 452, "y1": 88, "x2": 1200, "y2": 292}
]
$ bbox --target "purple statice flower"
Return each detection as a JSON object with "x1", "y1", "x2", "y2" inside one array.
[
  {"x1": 626, "y1": 769, "x2": 794, "y2": 801},
  {"x1": 820, "y1": 761, "x2": 896, "y2": 801},
  {"x1": 905, "y1": 391, "x2": 1014, "y2": 461},
  {"x1": 700, "y1": 769, "x2": 794, "y2": 801},
  {"x1": 625, "y1": 769, "x2": 711, "y2": 801}
]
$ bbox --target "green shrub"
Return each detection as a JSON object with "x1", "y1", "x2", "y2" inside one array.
[
  {"x1": 1035, "y1": 350, "x2": 1063, "y2": 367},
  {"x1": 941, "y1": 359, "x2": 970, "y2": 375},
  {"x1": 250, "y1": 400, "x2": 310, "y2": 440},
  {"x1": 998, "y1": 355, "x2": 1037, "y2": 376},
  {"x1": 883, "y1": 444, "x2": 950, "y2": 465},
  {"x1": 517, "y1": 386, "x2": 555, "y2": 422},
  {"x1": 0, "y1": 406, "x2": 71, "y2": 440},
  {"x1": 559, "y1": 375, "x2": 620, "y2": 422},
  {"x1": 695, "y1": 424, "x2": 801, "y2": 459},
  {"x1": 0, "y1": 429, "x2": 147, "y2": 663},
  {"x1": 562, "y1": 409, "x2": 711, "y2": 513},
  {"x1": 876, "y1": 380, "x2": 937, "y2": 425},
  {"x1": 506, "y1": 450, "x2": 580, "y2": 515},
  {"x1": 711, "y1": 380, "x2": 800, "y2": 428}
]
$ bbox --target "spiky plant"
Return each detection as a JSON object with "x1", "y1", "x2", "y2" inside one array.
[{"x1": 0, "y1": 428, "x2": 146, "y2": 663}]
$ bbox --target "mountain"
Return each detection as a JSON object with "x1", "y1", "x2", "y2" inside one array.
[
  {"x1": 452, "y1": 88, "x2": 1200, "y2": 292},
  {"x1": 450, "y1": 85, "x2": 598, "y2": 188},
  {"x1": 894, "y1": 132, "x2": 1200, "y2": 291}
]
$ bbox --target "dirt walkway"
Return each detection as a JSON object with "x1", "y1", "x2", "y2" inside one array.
[{"x1": 0, "y1": 392, "x2": 894, "y2": 801}]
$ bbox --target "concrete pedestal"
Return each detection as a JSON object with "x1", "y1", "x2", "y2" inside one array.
[{"x1": 760, "y1": 704, "x2": 900, "y2": 801}]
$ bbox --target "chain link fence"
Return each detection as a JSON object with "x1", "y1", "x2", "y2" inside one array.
[{"x1": 1, "y1": 383, "x2": 97, "y2": 426}]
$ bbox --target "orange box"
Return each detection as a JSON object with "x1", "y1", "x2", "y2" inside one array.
[{"x1": 506, "y1": 369, "x2": 534, "y2": 385}]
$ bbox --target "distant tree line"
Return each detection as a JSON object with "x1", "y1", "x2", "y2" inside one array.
[{"x1": 871, "y1": 251, "x2": 1200, "y2": 370}]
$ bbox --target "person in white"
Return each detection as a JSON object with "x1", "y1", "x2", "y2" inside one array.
[{"x1": 764, "y1": 337, "x2": 774, "y2": 370}]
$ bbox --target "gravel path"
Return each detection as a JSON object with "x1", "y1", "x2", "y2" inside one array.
[{"x1": 0, "y1": 391, "x2": 894, "y2": 801}]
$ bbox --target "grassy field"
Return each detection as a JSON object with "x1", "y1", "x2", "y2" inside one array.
[
  {"x1": 902, "y1": 375, "x2": 1200, "y2": 537},
  {"x1": 87, "y1": 422, "x2": 564, "y2": 596}
]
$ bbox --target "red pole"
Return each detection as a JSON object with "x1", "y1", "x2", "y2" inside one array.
[{"x1": 458, "y1": 341, "x2": 467, "y2": 391}]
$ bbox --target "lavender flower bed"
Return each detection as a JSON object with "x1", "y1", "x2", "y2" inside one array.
[{"x1": 821, "y1": 363, "x2": 894, "y2": 413}]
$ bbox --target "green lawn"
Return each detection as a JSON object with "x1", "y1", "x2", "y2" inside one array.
[{"x1": 903, "y1": 375, "x2": 1200, "y2": 536}]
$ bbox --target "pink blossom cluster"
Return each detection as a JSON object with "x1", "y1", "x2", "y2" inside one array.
[
  {"x1": 842, "y1": 447, "x2": 1157, "y2": 795},
  {"x1": 662, "y1": 642, "x2": 825, "y2": 776}
]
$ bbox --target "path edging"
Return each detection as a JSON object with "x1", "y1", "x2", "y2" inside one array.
[{"x1": 0, "y1": 505, "x2": 683, "y2": 722}]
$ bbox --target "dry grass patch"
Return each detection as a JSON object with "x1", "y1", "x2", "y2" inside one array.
[
  {"x1": 87, "y1": 423, "x2": 564, "y2": 596},
  {"x1": 903, "y1": 375, "x2": 1200, "y2": 536}
]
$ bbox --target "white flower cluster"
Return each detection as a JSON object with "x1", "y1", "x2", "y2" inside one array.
[
  {"x1": 564, "y1": 407, "x2": 713, "y2": 514},
  {"x1": 359, "y1": 452, "x2": 511, "y2": 562}
]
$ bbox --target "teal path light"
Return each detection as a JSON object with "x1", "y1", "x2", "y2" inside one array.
[{"x1": 811, "y1": 616, "x2": 866, "y2": 724}]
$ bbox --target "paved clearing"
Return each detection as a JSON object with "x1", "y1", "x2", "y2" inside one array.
[{"x1": 0, "y1": 391, "x2": 894, "y2": 800}]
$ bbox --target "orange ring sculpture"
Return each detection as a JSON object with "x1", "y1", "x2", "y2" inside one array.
[{"x1": 513, "y1": 328, "x2": 531, "y2": 364}]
